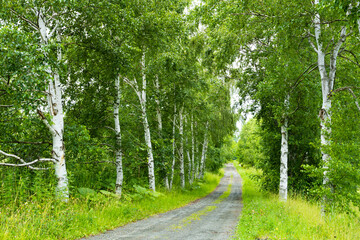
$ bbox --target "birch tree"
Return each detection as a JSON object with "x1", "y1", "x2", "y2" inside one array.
[
  {"x1": 179, "y1": 105, "x2": 185, "y2": 188},
  {"x1": 279, "y1": 95, "x2": 289, "y2": 201},
  {"x1": 114, "y1": 76, "x2": 123, "y2": 196},
  {"x1": 169, "y1": 102, "x2": 177, "y2": 189},
  {"x1": 198, "y1": 121, "x2": 209, "y2": 179},
  {"x1": 124, "y1": 51, "x2": 156, "y2": 191},
  {"x1": 310, "y1": 0, "x2": 351, "y2": 213},
  {"x1": 0, "y1": 2, "x2": 80, "y2": 200}
]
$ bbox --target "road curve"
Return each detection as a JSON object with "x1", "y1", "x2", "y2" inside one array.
[{"x1": 83, "y1": 163, "x2": 242, "y2": 240}]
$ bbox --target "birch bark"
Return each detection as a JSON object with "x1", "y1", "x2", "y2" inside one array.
[
  {"x1": 124, "y1": 51, "x2": 155, "y2": 191},
  {"x1": 169, "y1": 103, "x2": 177, "y2": 189},
  {"x1": 187, "y1": 150, "x2": 192, "y2": 185},
  {"x1": 313, "y1": 0, "x2": 349, "y2": 214},
  {"x1": 179, "y1": 106, "x2": 185, "y2": 188},
  {"x1": 199, "y1": 121, "x2": 209, "y2": 179},
  {"x1": 114, "y1": 76, "x2": 123, "y2": 196},
  {"x1": 191, "y1": 114, "x2": 195, "y2": 184},
  {"x1": 37, "y1": 9, "x2": 69, "y2": 201},
  {"x1": 154, "y1": 76, "x2": 169, "y2": 189},
  {"x1": 279, "y1": 95, "x2": 289, "y2": 201}
]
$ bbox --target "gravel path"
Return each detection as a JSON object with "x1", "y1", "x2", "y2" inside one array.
[{"x1": 83, "y1": 163, "x2": 242, "y2": 240}]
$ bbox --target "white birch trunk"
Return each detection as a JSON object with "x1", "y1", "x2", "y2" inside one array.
[
  {"x1": 114, "y1": 76, "x2": 123, "y2": 196},
  {"x1": 169, "y1": 103, "x2": 177, "y2": 189},
  {"x1": 140, "y1": 52, "x2": 156, "y2": 191},
  {"x1": 154, "y1": 76, "x2": 169, "y2": 189},
  {"x1": 195, "y1": 121, "x2": 200, "y2": 179},
  {"x1": 199, "y1": 121, "x2": 209, "y2": 179},
  {"x1": 124, "y1": 51, "x2": 155, "y2": 191},
  {"x1": 154, "y1": 76, "x2": 163, "y2": 133},
  {"x1": 313, "y1": 0, "x2": 348, "y2": 214},
  {"x1": 279, "y1": 116, "x2": 289, "y2": 201},
  {"x1": 191, "y1": 114, "x2": 195, "y2": 184},
  {"x1": 279, "y1": 95, "x2": 289, "y2": 201},
  {"x1": 179, "y1": 106, "x2": 185, "y2": 188},
  {"x1": 187, "y1": 150, "x2": 192, "y2": 185},
  {"x1": 38, "y1": 10, "x2": 69, "y2": 201}
]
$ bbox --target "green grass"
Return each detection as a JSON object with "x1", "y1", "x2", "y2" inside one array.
[
  {"x1": 233, "y1": 161, "x2": 360, "y2": 240},
  {"x1": 0, "y1": 172, "x2": 221, "y2": 240}
]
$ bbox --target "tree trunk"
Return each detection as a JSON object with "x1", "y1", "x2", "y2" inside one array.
[
  {"x1": 199, "y1": 121, "x2": 209, "y2": 179},
  {"x1": 124, "y1": 51, "x2": 156, "y2": 191},
  {"x1": 114, "y1": 76, "x2": 123, "y2": 196},
  {"x1": 38, "y1": 11, "x2": 69, "y2": 201},
  {"x1": 169, "y1": 103, "x2": 177, "y2": 189},
  {"x1": 313, "y1": 0, "x2": 348, "y2": 214},
  {"x1": 139, "y1": 52, "x2": 156, "y2": 191},
  {"x1": 191, "y1": 114, "x2": 195, "y2": 184},
  {"x1": 187, "y1": 150, "x2": 192, "y2": 185},
  {"x1": 154, "y1": 76, "x2": 169, "y2": 189},
  {"x1": 51, "y1": 70, "x2": 69, "y2": 201},
  {"x1": 279, "y1": 116, "x2": 288, "y2": 201},
  {"x1": 179, "y1": 106, "x2": 185, "y2": 188}
]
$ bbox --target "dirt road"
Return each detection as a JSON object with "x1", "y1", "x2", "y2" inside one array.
[{"x1": 83, "y1": 163, "x2": 242, "y2": 240}]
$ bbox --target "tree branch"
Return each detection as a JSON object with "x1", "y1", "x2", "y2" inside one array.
[
  {"x1": 308, "y1": 37, "x2": 318, "y2": 52},
  {"x1": 37, "y1": 109, "x2": 57, "y2": 136},
  {"x1": 231, "y1": 11, "x2": 272, "y2": 18},
  {"x1": 93, "y1": 143, "x2": 115, "y2": 150},
  {"x1": 104, "y1": 126, "x2": 116, "y2": 132},
  {"x1": 339, "y1": 54, "x2": 360, "y2": 68},
  {"x1": 343, "y1": 50, "x2": 360, "y2": 65},
  {"x1": 331, "y1": 86, "x2": 360, "y2": 112},
  {"x1": 10, "y1": 8, "x2": 39, "y2": 30},
  {"x1": 290, "y1": 63, "x2": 318, "y2": 92},
  {"x1": 1, "y1": 140, "x2": 51, "y2": 145},
  {"x1": 81, "y1": 161, "x2": 115, "y2": 165},
  {"x1": 0, "y1": 149, "x2": 56, "y2": 170}
]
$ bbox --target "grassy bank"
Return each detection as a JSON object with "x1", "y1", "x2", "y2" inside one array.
[
  {"x1": 233, "y1": 162, "x2": 360, "y2": 240},
  {"x1": 0, "y1": 172, "x2": 221, "y2": 240}
]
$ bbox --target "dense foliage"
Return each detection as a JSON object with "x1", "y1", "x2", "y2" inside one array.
[
  {"x1": 199, "y1": 0, "x2": 360, "y2": 213},
  {"x1": 0, "y1": 0, "x2": 236, "y2": 205}
]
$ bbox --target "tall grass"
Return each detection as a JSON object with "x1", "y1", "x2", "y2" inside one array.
[
  {"x1": 233, "y1": 161, "x2": 360, "y2": 240},
  {"x1": 0, "y1": 172, "x2": 221, "y2": 240}
]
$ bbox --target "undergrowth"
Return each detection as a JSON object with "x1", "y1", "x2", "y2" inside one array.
[
  {"x1": 0, "y1": 171, "x2": 221, "y2": 240},
  {"x1": 233, "y1": 161, "x2": 360, "y2": 240}
]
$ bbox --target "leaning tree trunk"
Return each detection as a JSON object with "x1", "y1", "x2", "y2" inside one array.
[
  {"x1": 199, "y1": 121, "x2": 209, "y2": 179},
  {"x1": 124, "y1": 51, "x2": 155, "y2": 191},
  {"x1": 114, "y1": 76, "x2": 123, "y2": 196},
  {"x1": 37, "y1": 11, "x2": 69, "y2": 201}
]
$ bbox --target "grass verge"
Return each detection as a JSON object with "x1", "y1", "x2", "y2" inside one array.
[
  {"x1": 233, "y1": 161, "x2": 360, "y2": 240},
  {"x1": 0, "y1": 171, "x2": 221, "y2": 240}
]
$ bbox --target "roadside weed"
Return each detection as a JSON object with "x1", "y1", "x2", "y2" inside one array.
[{"x1": 233, "y1": 162, "x2": 360, "y2": 240}]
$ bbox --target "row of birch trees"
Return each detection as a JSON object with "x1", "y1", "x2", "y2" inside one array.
[
  {"x1": 198, "y1": 0, "x2": 360, "y2": 214},
  {"x1": 0, "y1": 0, "x2": 236, "y2": 202}
]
